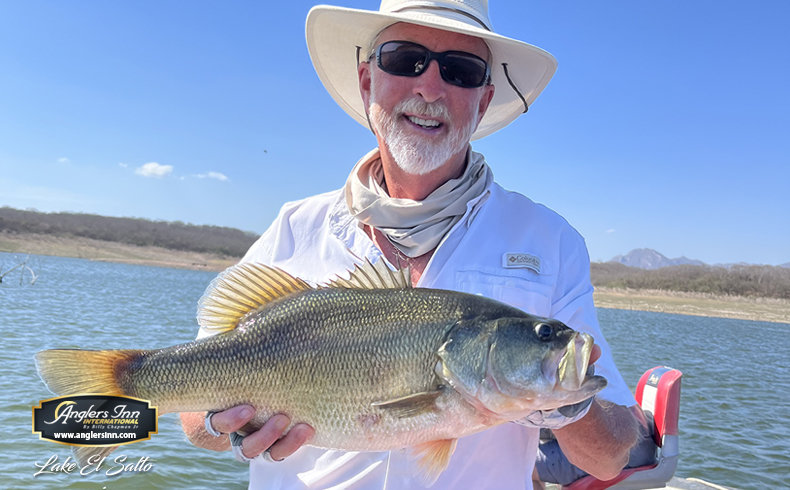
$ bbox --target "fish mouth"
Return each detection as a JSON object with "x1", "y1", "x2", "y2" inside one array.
[{"x1": 557, "y1": 332, "x2": 594, "y2": 391}]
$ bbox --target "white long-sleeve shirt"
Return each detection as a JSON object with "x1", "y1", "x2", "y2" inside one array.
[{"x1": 201, "y1": 172, "x2": 634, "y2": 489}]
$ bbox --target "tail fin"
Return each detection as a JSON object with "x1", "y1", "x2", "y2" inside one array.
[
  {"x1": 35, "y1": 349, "x2": 146, "y2": 468},
  {"x1": 35, "y1": 349, "x2": 143, "y2": 396}
]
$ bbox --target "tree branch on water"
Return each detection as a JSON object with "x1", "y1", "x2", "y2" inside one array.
[{"x1": 0, "y1": 256, "x2": 38, "y2": 285}]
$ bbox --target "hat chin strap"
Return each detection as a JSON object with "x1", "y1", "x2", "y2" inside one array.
[
  {"x1": 502, "y1": 63, "x2": 528, "y2": 113},
  {"x1": 355, "y1": 45, "x2": 378, "y2": 135}
]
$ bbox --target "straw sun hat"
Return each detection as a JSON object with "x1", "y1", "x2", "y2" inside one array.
[{"x1": 305, "y1": 0, "x2": 557, "y2": 140}]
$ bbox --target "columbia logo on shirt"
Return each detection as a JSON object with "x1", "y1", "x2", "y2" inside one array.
[{"x1": 502, "y1": 253, "x2": 541, "y2": 274}]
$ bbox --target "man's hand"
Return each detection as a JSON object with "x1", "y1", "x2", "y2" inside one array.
[
  {"x1": 180, "y1": 406, "x2": 315, "y2": 462},
  {"x1": 551, "y1": 343, "x2": 640, "y2": 481}
]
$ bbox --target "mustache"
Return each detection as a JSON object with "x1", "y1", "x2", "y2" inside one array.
[{"x1": 393, "y1": 97, "x2": 450, "y2": 120}]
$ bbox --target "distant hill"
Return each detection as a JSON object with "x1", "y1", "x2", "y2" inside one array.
[
  {"x1": 591, "y1": 261, "x2": 790, "y2": 300},
  {"x1": 0, "y1": 207, "x2": 258, "y2": 257},
  {"x1": 599, "y1": 248, "x2": 790, "y2": 299},
  {"x1": 610, "y1": 248, "x2": 705, "y2": 269}
]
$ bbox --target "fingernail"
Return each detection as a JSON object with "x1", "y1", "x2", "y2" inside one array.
[
  {"x1": 274, "y1": 414, "x2": 290, "y2": 432},
  {"x1": 239, "y1": 406, "x2": 254, "y2": 419}
]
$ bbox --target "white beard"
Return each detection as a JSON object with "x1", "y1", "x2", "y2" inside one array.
[{"x1": 368, "y1": 85, "x2": 478, "y2": 176}]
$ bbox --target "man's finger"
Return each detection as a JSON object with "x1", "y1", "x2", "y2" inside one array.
[
  {"x1": 240, "y1": 414, "x2": 292, "y2": 459},
  {"x1": 208, "y1": 405, "x2": 255, "y2": 434},
  {"x1": 268, "y1": 423, "x2": 315, "y2": 461},
  {"x1": 589, "y1": 344, "x2": 602, "y2": 365}
]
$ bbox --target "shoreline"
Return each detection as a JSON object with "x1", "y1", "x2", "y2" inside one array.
[
  {"x1": 0, "y1": 232, "x2": 238, "y2": 272},
  {"x1": 594, "y1": 286, "x2": 789, "y2": 324},
  {"x1": 3, "y1": 232, "x2": 788, "y2": 324}
]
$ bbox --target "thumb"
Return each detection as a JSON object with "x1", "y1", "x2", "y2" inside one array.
[{"x1": 589, "y1": 344, "x2": 602, "y2": 365}]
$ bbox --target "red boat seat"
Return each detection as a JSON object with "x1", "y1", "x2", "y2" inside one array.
[{"x1": 562, "y1": 366, "x2": 682, "y2": 490}]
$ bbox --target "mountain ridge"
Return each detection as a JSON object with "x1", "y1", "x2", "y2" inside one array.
[
  {"x1": 608, "y1": 248, "x2": 790, "y2": 269},
  {"x1": 610, "y1": 248, "x2": 706, "y2": 269}
]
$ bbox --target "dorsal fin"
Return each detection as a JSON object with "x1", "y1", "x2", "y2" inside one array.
[
  {"x1": 327, "y1": 259, "x2": 411, "y2": 290},
  {"x1": 197, "y1": 263, "x2": 312, "y2": 334}
]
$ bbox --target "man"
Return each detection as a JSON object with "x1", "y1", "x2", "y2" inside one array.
[{"x1": 181, "y1": 1, "x2": 640, "y2": 488}]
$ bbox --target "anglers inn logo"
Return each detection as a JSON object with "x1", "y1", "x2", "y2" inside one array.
[
  {"x1": 502, "y1": 253, "x2": 541, "y2": 273},
  {"x1": 33, "y1": 395, "x2": 157, "y2": 446}
]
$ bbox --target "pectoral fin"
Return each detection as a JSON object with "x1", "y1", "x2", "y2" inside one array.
[
  {"x1": 411, "y1": 438, "x2": 457, "y2": 485},
  {"x1": 371, "y1": 389, "x2": 442, "y2": 418}
]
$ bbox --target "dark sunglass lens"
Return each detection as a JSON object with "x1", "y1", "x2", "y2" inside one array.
[
  {"x1": 441, "y1": 53, "x2": 488, "y2": 87},
  {"x1": 379, "y1": 42, "x2": 428, "y2": 76},
  {"x1": 377, "y1": 41, "x2": 488, "y2": 88}
]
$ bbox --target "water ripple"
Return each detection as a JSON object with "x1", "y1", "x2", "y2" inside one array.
[{"x1": 598, "y1": 308, "x2": 789, "y2": 490}]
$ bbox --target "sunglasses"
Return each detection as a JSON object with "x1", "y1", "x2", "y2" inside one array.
[{"x1": 373, "y1": 40, "x2": 491, "y2": 89}]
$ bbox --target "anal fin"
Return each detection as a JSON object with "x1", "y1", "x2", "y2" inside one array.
[{"x1": 411, "y1": 438, "x2": 458, "y2": 486}]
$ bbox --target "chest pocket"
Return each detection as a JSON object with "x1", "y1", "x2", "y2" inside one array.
[{"x1": 454, "y1": 270, "x2": 554, "y2": 317}]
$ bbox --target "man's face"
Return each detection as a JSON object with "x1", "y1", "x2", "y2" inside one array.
[{"x1": 359, "y1": 23, "x2": 495, "y2": 175}]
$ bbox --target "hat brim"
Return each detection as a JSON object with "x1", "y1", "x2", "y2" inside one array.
[{"x1": 305, "y1": 5, "x2": 557, "y2": 140}]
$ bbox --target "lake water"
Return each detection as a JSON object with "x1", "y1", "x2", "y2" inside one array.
[{"x1": 1, "y1": 252, "x2": 787, "y2": 489}]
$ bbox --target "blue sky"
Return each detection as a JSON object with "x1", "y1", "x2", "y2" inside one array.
[{"x1": 1, "y1": 1, "x2": 788, "y2": 265}]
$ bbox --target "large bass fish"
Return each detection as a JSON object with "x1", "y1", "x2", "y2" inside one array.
[{"x1": 36, "y1": 260, "x2": 605, "y2": 480}]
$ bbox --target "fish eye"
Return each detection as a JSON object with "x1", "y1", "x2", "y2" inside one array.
[{"x1": 535, "y1": 323, "x2": 553, "y2": 341}]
